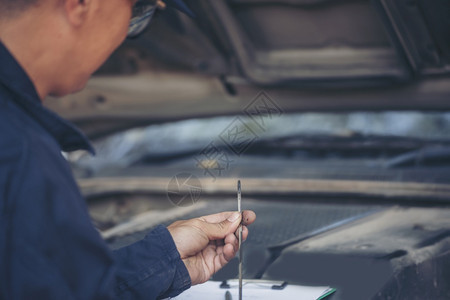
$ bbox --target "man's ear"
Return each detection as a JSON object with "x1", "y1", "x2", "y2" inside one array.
[{"x1": 63, "y1": 0, "x2": 92, "y2": 26}]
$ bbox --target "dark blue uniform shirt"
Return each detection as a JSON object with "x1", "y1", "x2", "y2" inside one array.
[{"x1": 0, "y1": 41, "x2": 190, "y2": 299}]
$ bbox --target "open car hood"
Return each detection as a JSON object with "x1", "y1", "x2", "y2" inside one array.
[
  {"x1": 48, "y1": 2, "x2": 450, "y2": 298},
  {"x1": 46, "y1": 0, "x2": 450, "y2": 138}
]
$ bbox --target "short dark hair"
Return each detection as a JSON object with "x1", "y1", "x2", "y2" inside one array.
[{"x1": 0, "y1": 0, "x2": 40, "y2": 17}]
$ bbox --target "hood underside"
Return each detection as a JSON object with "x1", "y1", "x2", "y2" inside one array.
[{"x1": 46, "y1": 0, "x2": 450, "y2": 137}]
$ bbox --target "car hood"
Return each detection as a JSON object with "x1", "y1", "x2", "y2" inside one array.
[{"x1": 45, "y1": 0, "x2": 450, "y2": 138}]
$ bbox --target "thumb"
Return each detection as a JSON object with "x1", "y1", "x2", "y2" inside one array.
[{"x1": 201, "y1": 212, "x2": 241, "y2": 240}]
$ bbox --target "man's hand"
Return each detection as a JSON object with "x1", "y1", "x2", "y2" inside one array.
[{"x1": 167, "y1": 210, "x2": 256, "y2": 285}]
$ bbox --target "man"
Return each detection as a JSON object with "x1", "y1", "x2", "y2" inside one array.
[{"x1": 0, "y1": 0, "x2": 256, "y2": 298}]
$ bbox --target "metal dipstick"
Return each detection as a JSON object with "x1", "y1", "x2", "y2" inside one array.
[{"x1": 238, "y1": 180, "x2": 242, "y2": 300}]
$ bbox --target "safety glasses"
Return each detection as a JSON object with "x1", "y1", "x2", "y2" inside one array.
[
  {"x1": 127, "y1": 0, "x2": 158, "y2": 39},
  {"x1": 127, "y1": 0, "x2": 194, "y2": 39}
]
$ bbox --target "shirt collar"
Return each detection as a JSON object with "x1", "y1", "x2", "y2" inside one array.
[{"x1": 0, "y1": 41, "x2": 95, "y2": 155}]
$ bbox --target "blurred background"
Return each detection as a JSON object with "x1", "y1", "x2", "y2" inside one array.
[{"x1": 45, "y1": 0, "x2": 450, "y2": 299}]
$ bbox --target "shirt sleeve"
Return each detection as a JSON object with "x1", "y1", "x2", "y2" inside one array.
[
  {"x1": 112, "y1": 225, "x2": 191, "y2": 299},
  {"x1": 0, "y1": 133, "x2": 191, "y2": 300}
]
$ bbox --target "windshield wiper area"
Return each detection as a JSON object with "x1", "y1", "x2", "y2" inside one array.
[
  {"x1": 385, "y1": 146, "x2": 450, "y2": 168},
  {"x1": 245, "y1": 134, "x2": 450, "y2": 159}
]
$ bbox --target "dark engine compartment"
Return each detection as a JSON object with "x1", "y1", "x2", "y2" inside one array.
[{"x1": 90, "y1": 192, "x2": 450, "y2": 300}]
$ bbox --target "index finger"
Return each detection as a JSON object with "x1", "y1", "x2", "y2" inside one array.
[
  {"x1": 198, "y1": 211, "x2": 237, "y2": 223},
  {"x1": 199, "y1": 210, "x2": 256, "y2": 224},
  {"x1": 241, "y1": 210, "x2": 256, "y2": 226}
]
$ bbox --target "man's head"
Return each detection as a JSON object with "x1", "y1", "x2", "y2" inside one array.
[
  {"x1": 0, "y1": 0, "x2": 192, "y2": 99},
  {"x1": 0, "y1": 0, "x2": 194, "y2": 99},
  {"x1": 0, "y1": 0, "x2": 136, "y2": 98}
]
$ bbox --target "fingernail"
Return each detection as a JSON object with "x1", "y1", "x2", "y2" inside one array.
[{"x1": 228, "y1": 212, "x2": 240, "y2": 222}]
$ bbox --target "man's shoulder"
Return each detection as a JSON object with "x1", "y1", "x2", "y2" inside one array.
[
  {"x1": 0, "y1": 91, "x2": 27, "y2": 158},
  {"x1": 0, "y1": 89, "x2": 61, "y2": 153},
  {"x1": 0, "y1": 96, "x2": 67, "y2": 189},
  {"x1": 0, "y1": 89, "x2": 79, "y2": 207}
]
